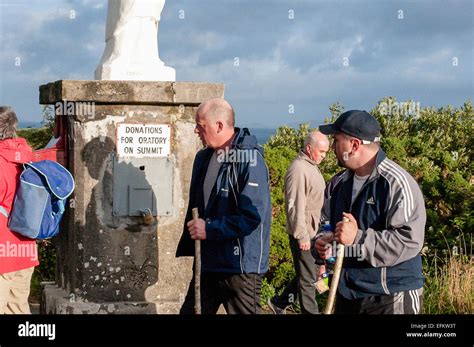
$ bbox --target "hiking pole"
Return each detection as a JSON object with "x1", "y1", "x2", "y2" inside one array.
[
  {"x1": 192, "y1": 208, "x2": 201, "y2": 314},
  {"x1": 324, "y1": 216, "x2": 350, "y2": 314}
]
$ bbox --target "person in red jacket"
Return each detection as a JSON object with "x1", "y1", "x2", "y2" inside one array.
[{"x1": 0, "y1": 106, "x2": 38, "y2": 314}]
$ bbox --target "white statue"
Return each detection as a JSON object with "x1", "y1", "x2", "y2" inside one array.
[{"x1": 95, "y1": 0, "x2": 176, "y2": 81}]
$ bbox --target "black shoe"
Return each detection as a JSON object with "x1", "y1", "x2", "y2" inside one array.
[{"x1": 267, "y1": 298, "x2": 286, "y2": 314}]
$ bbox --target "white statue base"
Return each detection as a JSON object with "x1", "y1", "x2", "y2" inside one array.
[
  {"x1": 95, "y1": 61, "x2": 176, "y2": 81},
  {"x1": 95, "y1": 0, "x2": 176, "y2": 82}
]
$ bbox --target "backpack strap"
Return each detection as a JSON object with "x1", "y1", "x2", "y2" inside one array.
[{"x1": 0, "y1": 205, "x2": 9, "y2": 218}]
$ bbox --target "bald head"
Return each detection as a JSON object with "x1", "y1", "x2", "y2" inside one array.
[
  {"x1": 194, "y1": 98, "x2": 236, "y2": 149},
  {"x1": 196, "y1": 98, "x2": 235, "y2": 127},
  {"x1": 304, "y1": 130, "x2": 330, "y2": 164}
]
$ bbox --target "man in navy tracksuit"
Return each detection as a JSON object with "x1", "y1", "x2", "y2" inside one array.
[
  {"x1": 316, "y1": 110, "x2": 426, "y2": 314},
  {"x1": 176, "y1": 98, "x2": 271, "y2": 314}
]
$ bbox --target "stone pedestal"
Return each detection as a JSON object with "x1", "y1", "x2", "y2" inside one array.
[{"x1": 38, "y1": 80, "x2": 224, "y2": 314}]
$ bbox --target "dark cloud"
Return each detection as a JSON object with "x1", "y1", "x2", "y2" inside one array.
[{"x1": 0, "y1": 0, "x2": 472, "y2": 128}]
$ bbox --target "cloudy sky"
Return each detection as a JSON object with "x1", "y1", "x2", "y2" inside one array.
[{"x1": 0, "y1": 0, "x2": 472, "y2": 128}]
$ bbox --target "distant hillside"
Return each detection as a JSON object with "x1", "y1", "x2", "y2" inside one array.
[
  {"x1": 19, "y1": 121, "x2": 42, "y2": 129},
  {"x1": 251, "y1": 128, "x2": 276, "y2": 145},
  {"x1": 17, "y1": 126, "x2": 52, "y2": 150}
]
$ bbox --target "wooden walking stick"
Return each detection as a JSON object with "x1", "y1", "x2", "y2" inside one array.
[
  {"x1": 192, "y1": 208, "x2": 201, "y2": 314},
  {"x1": 324, "y1": 216, "x2": 350, "y2": 314}
]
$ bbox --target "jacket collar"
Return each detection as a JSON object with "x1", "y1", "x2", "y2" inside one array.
[
  {"x1": 230, "y1": 127, "x2": 260, "y2": 151},
  {"x1": 341, "y1": 149, "x2": 387, "y2": 183},
  {"x1": 297, "y1": 150, "x2": 318, "y2": 166},
  {"x1": 0, "y1": 138, "x2": 33, "y2": 164}
]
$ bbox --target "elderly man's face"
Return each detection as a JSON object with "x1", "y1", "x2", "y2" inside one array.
[
  {"x1": 194, "y1": 112, "x2": 219, "y2": 148},
  {"x1": 307, "y1": 141, "x2": 329, "y2": 165}
]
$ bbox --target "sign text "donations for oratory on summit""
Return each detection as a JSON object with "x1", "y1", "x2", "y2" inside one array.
[{"x1": 116, "y1": 124, "x2": 171, "y2": 158}]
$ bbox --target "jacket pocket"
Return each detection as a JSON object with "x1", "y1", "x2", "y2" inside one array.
[
  {"x1": 345, "y1": 266, "x2": 387, "y2": 296},
  {"x1": 202, "y1": 239, "x2": 241, "y2": 272}
]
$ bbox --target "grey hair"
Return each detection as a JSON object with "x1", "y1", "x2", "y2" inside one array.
[
  {"x1": 0, "y1": 106, "x2": 18, "y2": 140},
  {"x1": 304, "y1": 130, "x2": 320, "y2": 147},
  {"x1": 198, "y1": 98, "x2": 235, "y2": 127}
]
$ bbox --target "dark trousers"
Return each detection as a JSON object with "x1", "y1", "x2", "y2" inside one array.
[
  {"x1": 180, "y1": 272, "x2": 263, "y2": 314},
  {"x1": 335, "y1": 288, "x2": 423, "y2": 314},
  {"x1": 272, "y1": 236, "x2": 319, "y2": 314}
]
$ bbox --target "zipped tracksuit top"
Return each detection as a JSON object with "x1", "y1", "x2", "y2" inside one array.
[
  {"x1": 176, "y1": 128, "x2": 271, "y2": 274},
  {"x1": 321, "y1": 150, "x2": 426, "y2": 299}
]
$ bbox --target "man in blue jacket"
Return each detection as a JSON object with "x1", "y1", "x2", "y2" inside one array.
[
  {"x1": 176, "y1": 98, "x2": 271, "y2": 314},
  {"x1": 316, "y1": 110, "x2": 426, "y2": 314}
]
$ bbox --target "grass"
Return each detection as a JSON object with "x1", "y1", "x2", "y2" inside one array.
[
  {"x1": 422, "y1": 236, "x2": 473, "y2": 314},
  {"x1": 29, "y1": 240, "x2": 56, "y2": 304}
]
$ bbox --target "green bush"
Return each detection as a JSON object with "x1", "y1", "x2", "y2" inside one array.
[
  {"x1": 371, "y1": 98, "x2": 474, "y2": 256},
  {"x1": 260, "y1": 145, "x2": 295, "y2": 305},
  {"x1": 422, "y1": 235, "x2": 473, "y2": 314},
  {"x1": 16, "y1": 127, "x2": 52, "y2": 150}
]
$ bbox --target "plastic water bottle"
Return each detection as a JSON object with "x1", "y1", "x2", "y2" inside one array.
[{"x1": 323, "y1": 221, "x2": 336, "y2": 264}]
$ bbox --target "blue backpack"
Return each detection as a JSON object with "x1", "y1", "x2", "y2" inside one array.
[{"x1": 0, "y1": 160, "x2": 75, "y2": 239}]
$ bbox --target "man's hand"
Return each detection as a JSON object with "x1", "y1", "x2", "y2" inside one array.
[
  {"x1": 334, "y1": 212, "x2": 358, "y2": 245},
  {"x1": 187, "y1": 218, "x2": 207, "y2": 240},
  {"x1": 315, "y1": 235, "x2": 333, "y2": 259},
  {"x1": 299, "y1": 240, "x2": 310, "y2": 251}
]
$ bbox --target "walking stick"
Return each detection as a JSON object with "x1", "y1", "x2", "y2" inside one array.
[
  {"x1": 192, "y1": 208, "x2": 201, "y2": 314},
  {"x1": 324, "y1": 216, "x2": 350, "y2": 314}
]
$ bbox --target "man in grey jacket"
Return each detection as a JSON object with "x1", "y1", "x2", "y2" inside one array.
[
  {"x1": 315, "y1": 110, "x2": 426, "y2": 314},
  {"x1": 268, "y1": 130, "x2": 329, "y2": 314}
]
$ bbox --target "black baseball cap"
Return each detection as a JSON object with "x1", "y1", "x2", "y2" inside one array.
[{"x1": 319, "y1": 110, "x2": 381, "y2": 142}]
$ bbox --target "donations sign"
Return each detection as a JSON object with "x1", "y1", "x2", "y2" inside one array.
[{"x1": 116, "y1": 124, "x2": 171, "y2": 157}]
